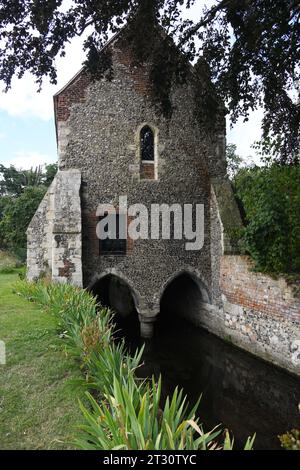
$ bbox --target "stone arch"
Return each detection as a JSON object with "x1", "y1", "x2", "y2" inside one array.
[
  {"x1": 88, "y1": 269, "x2": 142, "y2": 315},
  {"x1": 135, "y1": 122, "x2": 159, "y2": 180},
  {"x1": 140, "y1": 125, "x2": 154, "y2": 161},
  {"x1": 135, "y1": 121, "x2": 159, "y2": 143},
  {"x1": 157, "y1": 267, "x2": 211, "y2": 326},
  {"x1": 157, "y1": 267, "x2": 211, "y2": 307}
]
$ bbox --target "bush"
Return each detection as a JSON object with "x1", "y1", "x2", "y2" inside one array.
[
  {"x1": 15, "y1": 280, "x2": 255, "y2": 450},
  {"x1": 0, "y1": 186, "x2": 47, "y2": 258},
  {"x1": 234, "y1": 165, "x2": 300, "y2": 274},
  {"x1": 0, "y1": 265, "x2": 25, "y2": 275}
]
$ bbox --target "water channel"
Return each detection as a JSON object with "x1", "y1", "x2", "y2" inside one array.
[{"x1": 93, "y1": 275, "x2": 300, "y2": 450}]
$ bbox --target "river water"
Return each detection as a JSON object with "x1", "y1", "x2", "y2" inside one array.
[{"x1": 116, "y1": 312, "x2": 300, "y2": 450}]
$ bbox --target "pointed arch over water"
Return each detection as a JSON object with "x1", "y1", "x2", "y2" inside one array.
[{"x1": 158, "y1": 269, "x2": 211, "y2": 325}]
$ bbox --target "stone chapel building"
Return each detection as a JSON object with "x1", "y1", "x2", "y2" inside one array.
[{"x1": 27, "y1": 26, "x2": 243, "y2": 338}]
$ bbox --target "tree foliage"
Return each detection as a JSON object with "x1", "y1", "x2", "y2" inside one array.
[
  {"x1": 225, "y1": 143, "x2": 245, "y2": 180},
  {"x1": 0, "y1": 1, "x2": 299, "y2": 162},
  {"x1": 0, "y1": 163, "x2": 57, "y2": 196},
  {"x1": 234, "y1": 164, "x2": 300, "y2": 274},
  {"x1": 0, "y1": 163, "x2": 57, "y2": 258},
  {"x1": 0, "y1": 186, "x2": 47, "y2": 259}
]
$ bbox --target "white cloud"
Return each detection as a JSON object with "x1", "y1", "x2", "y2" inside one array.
[
  {"x1": 2, "y1": 150, "x2": 56, "y2": 170},
  {"x1": 0, "y1": 35, "x2": 87, "y2": 121},
  {"x1": 0, "y1": 77, "x2": 54, "y2": 120}
]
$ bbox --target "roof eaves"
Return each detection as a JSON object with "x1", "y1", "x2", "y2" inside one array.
[
  {"x1": 53, "y1": 28, "x2": 124, "y2": 145},
  {"x1": 53, "y1": 29, "x2": 123, "y2": 99}
]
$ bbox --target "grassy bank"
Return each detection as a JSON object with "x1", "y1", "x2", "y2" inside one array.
[
  {"x1": 0, "y1": 273, "x2": 84, "y2": 450},
  {"x1": 0, "y1": 270, "x2": 254, "y2": 450},
  {"x1": 14, "y1": 279, "x2": 255, "y2": 450}
]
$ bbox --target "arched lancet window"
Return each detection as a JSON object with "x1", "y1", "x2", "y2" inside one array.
[{"x1": 140, "y1": 125, "x2": 154, "y2": 162}]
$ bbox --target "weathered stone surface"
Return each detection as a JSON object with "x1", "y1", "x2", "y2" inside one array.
[
  {"x1": 27, "y1": 180, "x2": 56, "y2": 281},
  {"x1": 217, "y1": 255, "x2": 300, "y2": 375},
  {"x1": 211, "y1": 178, "x2": 243, "y2": 254},
  {"x1": 27, "y1": 170, "x2": 82, "y2": 286}
]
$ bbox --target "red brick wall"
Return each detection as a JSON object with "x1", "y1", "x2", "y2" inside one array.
[
  {"x1": 55, "y1": 39, "x2": 151, "y2": 125},
  {"x1": 220, "y1": 256, "x2": 300, "y2": 323},
  {"x1": 140, "y1": 162, "x2": 155, "y2": 180},
  {"x1": 55, "y1": 71, "x2": 91, "y2": 122},
  {"x1": 114, "y1": 44, "x2": 151, "y2": 98},
  {"x1": 86, "y1": 211, "x2": 134, "y2": 257},
  {"x1": 86, "y1": 214, "x2": 99, "y2": 256}
]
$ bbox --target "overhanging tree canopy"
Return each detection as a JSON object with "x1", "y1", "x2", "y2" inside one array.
[{"x1": 0, "y1": 0, "x2": 299, "y2": 163}]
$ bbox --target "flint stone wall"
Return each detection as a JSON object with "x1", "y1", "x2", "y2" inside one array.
[{"x1": 54, "y1": 40, "x2": 233, "y2": 318}]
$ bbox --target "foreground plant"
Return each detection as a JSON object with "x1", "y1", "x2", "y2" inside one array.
[
  {"x1": 15, "y1": 279, "x2": 255, "y2": 450},
  {"x1": 279, "y1": 429, "x2": 300, "y2": 451},
  {"x1": 76, "y1": 377, "x2": 255, "y2": 451}
]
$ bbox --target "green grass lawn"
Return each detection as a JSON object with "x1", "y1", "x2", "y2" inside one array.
[{"x1": 0, "y1": 273, "x2": 84, "y2": 450}]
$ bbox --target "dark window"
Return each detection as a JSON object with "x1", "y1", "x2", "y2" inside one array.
[
  {"x1": 99, "y1": 213, "x2": 127, "y2": 255},
  {"x1": 140, "y1": 125, "x2": 154, "y2": 161}
]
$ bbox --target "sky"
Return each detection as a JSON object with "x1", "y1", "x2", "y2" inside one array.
[{"x1": 0, "y1": 1, "x2": 262, "y2": 171}]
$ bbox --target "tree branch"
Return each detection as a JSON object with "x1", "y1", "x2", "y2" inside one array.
[
  {"x1": 75, "y1": 18, "x2": 94, "y2": 36},
  {"x1": 178, "y1": 0, "x2": 231, "y2": 46}
]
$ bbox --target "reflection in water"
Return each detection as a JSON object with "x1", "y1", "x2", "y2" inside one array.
[{"x1": 116, "y1": 313, "x2": 300, "y2": 450}]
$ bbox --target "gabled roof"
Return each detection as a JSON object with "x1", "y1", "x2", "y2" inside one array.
[
  {"x1": 53, "y1": 29, "x2": 124, "y2": 142},
  {"x1": 53, "y1": 29, "x2": 122, "y2": 99},
  {"x1": 53, "y1": 21, "x2": 223, "y2": 142}
]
